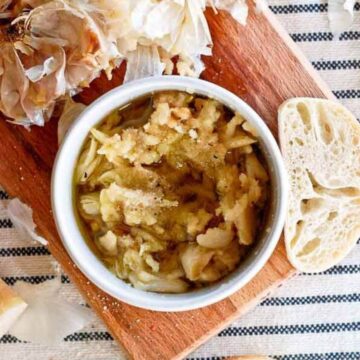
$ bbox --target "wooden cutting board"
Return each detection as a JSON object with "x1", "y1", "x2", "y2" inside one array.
[{"x1": 0, "y1": 3, "x2": 334, "y2": 360}]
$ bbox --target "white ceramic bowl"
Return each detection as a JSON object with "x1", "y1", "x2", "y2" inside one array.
[{"x1": 52, "y1": 76, "x2": 288, "y2": 312}]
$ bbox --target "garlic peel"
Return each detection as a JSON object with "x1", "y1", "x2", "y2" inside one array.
[
  {"x1": 58, "y1": 97, "x2": 86, "y2": 145},
  {"x1": 1, "y1": 0, "x2": 266, "y2": 127},
  {"x1": 9, "y1": 279, "x2": 94, "y2": 345},
  {"x1": 328, "y1": 0, "x2": 356, "y2": 35},
  {"x1": 124, "y1": 45, "x2": 165, "y2": 83},
  {"x1": 211, "y1": 0, "x2": 249, "y2": 26},
  {"x1": 5, "y1": 198, "x2": 48, "y2": 246}
]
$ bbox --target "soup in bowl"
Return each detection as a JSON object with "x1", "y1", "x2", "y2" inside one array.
[{"x1": 52, "y1": 76, "x2": 288, "y2": 311}]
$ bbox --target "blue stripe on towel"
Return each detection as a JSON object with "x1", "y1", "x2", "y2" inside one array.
[
  {"x1": 291, "y1": 31, "x2": 360, "y2": 42},
  {"x1": 218, "y1": 322, "x2": 360, "y2": 336},
  {"x1": 0, "y1": 247, "x2": 50, "y2": 257},
  {"x1": 0, "y1": 331, "x2": 114, "y2": 344},
  {"x1": 261, "y1": 293, "x2": 360, "y2": 306},
  {"x1": 1, "y1": 275, "x2": 70, "y2": 285},
  {"x1": 313, "y1": 59, "x2": 360, "y2": 71},
  {"x1": 0, "y1": 219, "x2": 12, "y2": 228},
  {"x1": 274, "y1": 353, "x2": 360, "y2": 360}
]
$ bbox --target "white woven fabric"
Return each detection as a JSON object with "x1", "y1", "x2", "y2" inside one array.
[{"x1": 1, "y1": 1, "x2": 360, "y2": 359}]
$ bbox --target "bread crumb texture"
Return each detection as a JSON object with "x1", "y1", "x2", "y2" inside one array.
[{"x1": 279, "y1": 98, "x2": 360, "y2": 273}]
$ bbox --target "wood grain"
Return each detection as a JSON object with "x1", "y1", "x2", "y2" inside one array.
[{"x1": 0, "y1": 3, "x2": 333, "y2": 360}]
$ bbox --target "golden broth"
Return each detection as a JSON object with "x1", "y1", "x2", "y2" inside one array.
[{"x1": 73, "y1": 91, "x2": 270, "y2": 293}]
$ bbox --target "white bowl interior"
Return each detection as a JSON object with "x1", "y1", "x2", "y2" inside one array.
[{"x1": 51, "y1": 76, "x2": 288, "y2": 312}]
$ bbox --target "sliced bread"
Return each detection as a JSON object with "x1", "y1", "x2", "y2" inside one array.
[
  {"x1": 278, "y1": 98, "x2": 360, "y2": 272},
  {"x1": 0, "y1": 279, "x2": 27, "y2": 336}
]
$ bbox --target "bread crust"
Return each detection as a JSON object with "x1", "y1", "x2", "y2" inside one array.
[{"x1": 0, "y1": 279, "x2": 27, "y2": 336}]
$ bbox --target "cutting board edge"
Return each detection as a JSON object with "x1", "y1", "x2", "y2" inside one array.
[
  {"x1": 175, "y1": 268, "x2": 297, "y2": 360},
  {"x1": 262, "y1": 6, "x2": 334, "y2": 100}
]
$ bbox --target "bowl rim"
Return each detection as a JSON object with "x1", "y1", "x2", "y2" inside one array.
[{"x1": 51, "y1": 76, "x2": 288, "y2": 312}]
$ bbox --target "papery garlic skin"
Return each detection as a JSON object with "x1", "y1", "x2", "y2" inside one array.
[
  {"x1": 0, "y1": 0, "x2": 261, "y2": 127},
  {"x1": 328, "y1": 0, "x2": 356, "y2": 35},
  {"x1": 57, "y1": 96, "x2": 86, "y2": 144},
  {"x1": 9, "y1": 279, "x2": 94, "y2": 345},
  {"x1": 211, "y1": 0, "x2": 249, "y2": 25},
  {"x1": 0, "y1": 0, "x2": 122, "y2": 126},
  {"x1": 4, "y1": 198, "x2": 48, "y2": 246}
]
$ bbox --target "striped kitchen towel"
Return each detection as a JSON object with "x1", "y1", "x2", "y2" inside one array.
[{"x1": 1, "y1": 1, "x2": 360, "y2": 359}]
